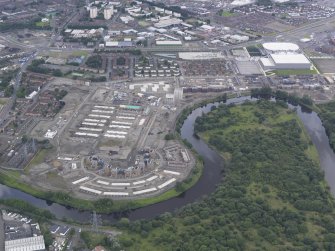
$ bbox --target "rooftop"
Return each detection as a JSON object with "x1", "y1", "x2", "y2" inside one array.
[
  {"x1": 263, "y1": 42, "x2": 300, "y2": 52},
  {"x1": 5, "y1": 236, "x2": 45, "y2": 251},
  {"x1": 270, "y1": 53, "x2": 310, "y2": 65}
]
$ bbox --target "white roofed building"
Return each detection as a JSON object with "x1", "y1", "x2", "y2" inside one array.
[
  {"x1": 260, "y1": 53, "x2": 312, "y2": 70},
  {"x1": 5, "y1": 236, "x2": 45, "y2": 251},
  {"x1": 156, "y1": 40, "x2": 182, "y2": 46},
  {"x1": 154, "y1": 18, "x2": 182, "y2": 28},
  {"x1": 263, "y1": 42, "x2": 300, "y2": 53},
  {"x1": 259, "y1": 42, "x2": 312, "y2": 71}
]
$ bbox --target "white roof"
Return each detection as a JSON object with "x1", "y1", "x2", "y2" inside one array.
[
  {"x1": 154, "y1": 18, "x2": 182, "y2": 28},
  {"x1": 5, "y1": 236, "x2": 45, "y2": 251},
  {"x1": 201, "y1": 24, "x2": 215, "y2": 30},
  {"x1": 106, "y1": 41, "x2": 119, "y2": 47},
  {"x1": 179, "y1": 52, "x2": 225, "y2": 60},
  {"x1": 270, "y1": 53, "x2": 310, "y2": 65},
  {"x1": 263, "y1": 42, "x2": 299, "y2": 52},
  {"x1": 25, "y1": 91, "x2": 38, "y2": 99},
  {"x1": 231, "y1": 0, "x2": 255, "y2": 6},
  {"x1": 260, "y1": 58, "x2": 275, "y2": 67},
  {"x1": 156, "y1": 40, "x2": 182, "y2": 45}
]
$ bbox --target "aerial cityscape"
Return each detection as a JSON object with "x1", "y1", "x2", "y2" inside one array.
[{"x1": 0, "y1": 0, "x2": 335, "y2": 250}]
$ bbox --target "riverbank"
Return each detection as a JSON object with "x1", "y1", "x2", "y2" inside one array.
[{"x1": 316, "y1": 101, "x2": 335, "y2": 152}]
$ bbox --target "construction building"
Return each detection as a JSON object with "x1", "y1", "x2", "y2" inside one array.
[
  {"x1": 90, "y1": 6, "x2": 98, "y2": 19},
  {"x1": 104, "y1": 6, "x2": 113, "y2": 20}
]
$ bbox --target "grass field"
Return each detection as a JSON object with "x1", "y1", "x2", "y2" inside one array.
[
  {"x1": 269, "y1": 68, "x2": 319, "y2": 76},
  {"x1": 71, "y1": 51, "x2": 89, "y2": 57},
  {"x1": 138, "y1": 20, "x2": 150, "y2": 27},
  {"x1": 220, "y1": 11, "x2": 235, "y2": 17},
  {"x1": 0, "y1": 98, "x2": 8, "y2": 105},
  {"x1": 35, "y1": 21, "x2": 50, "y2": 27}
]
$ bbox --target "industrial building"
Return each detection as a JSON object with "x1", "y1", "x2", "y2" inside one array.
[
  {"x1": 154, "y1": 18, "x2": 183, "y2": 28},
  {"x1": 259, "y1": 42, "x2": 312, "y2": 70},
  {"x1": 259, "y1": 53, "x2": 312, "y2": 70},
  {"x1": 105, "y1": 41, "x2": 133, "y2": 47},
  {"x1": 5, "y1": 236, "x2": 45, "y2": 251},
  {"x1": 2, "y1": 210, "x2": 46, "y2": 251}
]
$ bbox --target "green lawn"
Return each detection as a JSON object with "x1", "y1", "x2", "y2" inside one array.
[
  {"x1": 271, "y1": 68, "x2": 318, "y2": 76},
  {"x1": 220, "y1": 11, "x2": 235, "y2": 17},
  {"x1": 35, "y1": 21, "x2": 50, "y2": 27},
  {"x1": 0, "y1": 98, "x2": 8, "y2": 105},
  {"x1": 71, "y1": 51, "x2": 89, "y2": 57},
  {"x1": 138, "y1": 20, "x2": 150, "y2": 27}
]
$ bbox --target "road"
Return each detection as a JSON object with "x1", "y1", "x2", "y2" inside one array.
[{"x1": 0, "y1": 213, "x2": 4, "y2": 251}]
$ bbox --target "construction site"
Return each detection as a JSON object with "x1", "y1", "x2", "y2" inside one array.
[{"x1": 0, "y1": 77, "x2": 195, "y2": 200}]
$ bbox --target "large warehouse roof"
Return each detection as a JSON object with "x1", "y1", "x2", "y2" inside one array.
[
  {"x1": 263, "y1": 42, "x2": 300, "y2": 52},
  {"x1": 5, "y1": 236, "x2": 45, "y2": 251},
  {"x1": 270, "y1": 53, "x2": 310, "y2": 65},
  {"x1": 154, "y1": 18, "x2": 182, "y2": 28}
]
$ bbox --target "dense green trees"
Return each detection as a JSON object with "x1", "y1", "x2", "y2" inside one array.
[
  {"x1": 0, "y1": 199, "x2": 55, "y2": 221},
  {"x1": 121, "y1": 100, "x2": 335, "y2": 251},
  {"x1": 250, "y1": 87, "x2": 313, "y2": 108},
  {"x1": 0, "y1": 17, "x2": 51, "y2": 31},
  {"x1": 0, "y1": 69, "x2": 18, "y2": 97},
  {"x1": 116, "y1": 57, "x2": 126, "y2": 66},
  {"x1": 85, "y1": 55, "x2": 103, "y2": 69},
  {"x1": 80, "y1": 231, "x2": 121, "y2": 250},
  {"x1": 318, "y1": 101, "x2": 335, "y2": 151},
  {"x1": 53, "y1": 88, "x2": 68, "y2": 100},
  {"x1": 27, "y1": 59, "x2": 63, "y2": 77}
]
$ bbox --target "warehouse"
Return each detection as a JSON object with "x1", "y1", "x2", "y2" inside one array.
[
  {"x1": 259, "y1": 42, "x2": 312, "y2": 70},
  {"x1": 260, "y1": 53, "x2": 312, "y2": 70},
  {"x1": 154, "y1": 18, "x2": 183, "y2": 28},
  {"x1": 5, "y1": 236, "x2": 45, "y2": 251}
]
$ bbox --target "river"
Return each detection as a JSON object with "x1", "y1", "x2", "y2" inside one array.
[{"x1": 0, "y1": 97, "x2": 334, "y2": 223}]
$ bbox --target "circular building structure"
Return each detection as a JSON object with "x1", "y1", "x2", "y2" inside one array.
[{"x1": 262, "y1": 42, "x2": 300, "y2": 53}]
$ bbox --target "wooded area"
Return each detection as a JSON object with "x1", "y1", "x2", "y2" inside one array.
[
  {"x1": 318, "y1": 101, "x2": 335, "y2": 152},
  {"x1": 120, "y1": 100, "x2": 335, "y2": 251}
]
